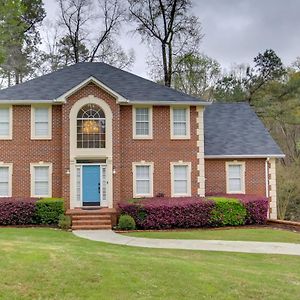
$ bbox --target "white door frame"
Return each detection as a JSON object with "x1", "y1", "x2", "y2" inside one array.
[{"x1": 72, "y1": 162, "x2": 109, "y2": 208}]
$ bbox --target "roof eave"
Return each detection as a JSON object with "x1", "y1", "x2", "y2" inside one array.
[
  {"x1": 0, "y1": 99, "x2": 56, "y2": 104},
  {"x1": 123, "y1": 100, "x2": 212, "y2": 106},
  {"x1": 205, "y1": 154, "x2": 285, "y2": 159}
]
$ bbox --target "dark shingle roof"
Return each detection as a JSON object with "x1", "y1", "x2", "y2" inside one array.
[
  {"x1": 0, "y1": 62, "x2": 207, "y2": 104},
  {"x1": 204, "y1": 102, "x2": 284, "y2": 157}
]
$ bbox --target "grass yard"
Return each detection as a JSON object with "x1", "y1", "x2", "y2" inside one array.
[
  {"x1": 124, "y1": 227, "x2": 300, "y2": 243},
  {"x1": 1, "y1": 228, "x2": 300, "y2": 299}
]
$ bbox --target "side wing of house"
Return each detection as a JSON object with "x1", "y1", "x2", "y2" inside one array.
[{"x1": 204, "y1": 103, "x2": 284, "y2": 219}]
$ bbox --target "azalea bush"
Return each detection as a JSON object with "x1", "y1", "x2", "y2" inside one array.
[
  {"x1": 0, "y1": 197, "x2": 65, "y2": 226},
  {"x1": 119, "y1": 195, "x2": 269, "y2": 230},
  {"x1": 119, "y1": 197, "x2": 215, "y2": 229},
  {"x1": 0, "y1": 198, "x2": 37, "y2": 225}
]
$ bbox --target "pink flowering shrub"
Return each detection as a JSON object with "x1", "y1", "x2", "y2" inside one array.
[
  {"x1": 236, "y1": 195, "x2": 269, "y2": 224},
  {"x1": 0, "y1": 198, "x2": 37, "y2": 225},
  {"x1": 119, "y1": 195, "x2": 269, "y2": 229},
  {"x1": 119, "y1": 197, "x2": 215, "y2": 229}
]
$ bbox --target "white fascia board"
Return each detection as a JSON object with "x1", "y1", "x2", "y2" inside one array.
[
  {"x1": 0, "y1": 100, "x2": 56, "y2": 104},
  {"x1": 122, "y1": 100, "x2": 212, "y2": 106},
  {"x1": 54, "y1": 76, "x2": 129, "y2": 103},
  {"x1": 205, "y1": 154, "x2": 285, "y2": 159}
]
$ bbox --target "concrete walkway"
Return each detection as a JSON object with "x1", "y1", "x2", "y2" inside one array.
[{"x1": 73, "y1": 230, "x2": 300, "y2": 256}]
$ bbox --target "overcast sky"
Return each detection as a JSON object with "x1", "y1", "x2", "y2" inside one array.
[{"x1": 43, "y1": 0, "x2": 300, "y2": 78}]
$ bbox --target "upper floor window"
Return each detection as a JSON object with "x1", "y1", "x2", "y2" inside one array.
[
  {"x1": 226, "y1": 162, "x2": 245, "y2": 194},
  {"x1": 77, "y1": 104, "x2": 105, "y2": 148},
  {"x1": 133, "y1": 106, "x2": 153, "y2": 139},
  {"x1": 31, "y1": 106, "x2": 52, "y2": 139},
  {"x1": 0, "y1": 106, "x2": 12, "y2": 139},
  {"x1": 171, "y1": 107, "x2": 190, "y2": 139}
]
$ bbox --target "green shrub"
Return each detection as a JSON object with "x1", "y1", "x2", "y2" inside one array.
[
  {"x1": 35, "y1": 198, "x2": 64, "y2": 224},
  {"x1": 58, "y1": 214, "x2": 71, "y2": 230},
  {"x1": 118, "y1": 214, "x2": 136, "y2": 230},
  {"x1": 210, "y1": 197, "x2": 247, "y2": 226}
]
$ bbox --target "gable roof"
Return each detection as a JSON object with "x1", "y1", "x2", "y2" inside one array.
[
  {"x1": 0, "y1": 62, "x2": 208, "y2": 105},
  {"x1": 204, "y1": 102, "x2": 284, "y2": 157}
]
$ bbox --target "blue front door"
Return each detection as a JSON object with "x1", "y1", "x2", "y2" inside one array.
[{"x1": 82, "y1": 165, "x2": 101, "y2": 206}]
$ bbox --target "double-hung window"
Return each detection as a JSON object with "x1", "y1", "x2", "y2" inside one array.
[
  {"x1": 0, "y1": 164, "x2": 12, "y2": 197},
  {"x1": 226, "y1": 162, "x2": 245, "y2": 193},
  {"x1": 133, "y1": 107, "x2": 152, "y2": 139},
  {"x1": 171, "y1": 107, "x2": 190, "y2": 139},
  {"x1": 171, "y1": 162, "x2": 191, "y2": 196},
  {"x1": 0, "y1": 106, "x2": 12, "y2": 139},
  {"x1": 31, "y1": 163, "x2": 52, "y2": 197},
  {"x1": 133, "y1": 163, "x2": 153, "y2": 197},
  {"x1": 31, "y1": 106, "x2": 52, "y2": 139}
]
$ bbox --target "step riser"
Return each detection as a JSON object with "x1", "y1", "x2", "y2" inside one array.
[
  {"x1": 72, "y1": 215, "x2": 111, "y2": 220},
  {"x1": 72, "y1": 221, "x2": 111, "y2": 226},
  {"x1": 72, "y1": 225, "x2": 112, "y2": 230},
  {"x1": 66, "y1": 208, "x2": 116, "y2": 230}
]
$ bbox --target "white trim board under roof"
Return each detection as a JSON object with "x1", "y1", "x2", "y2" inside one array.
[{"x1": 205, "y1": 154, "x2": 285, "y2": 159}]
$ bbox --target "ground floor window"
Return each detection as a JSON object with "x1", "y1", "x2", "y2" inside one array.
[
  {"x1": 171, "y1": 162, "x2": 191, "y2": 197},
  {"x1": 31, "y1": 163, "x2": 52, "y2": 197},
  {"x1": 132, "y1": 162, "x2": 153, "y2": 197},
  {"x1": 0, "y1": 164, "x2": 12, "y2": 196},
  {"x1": 226, "y1": 162, "x2": 245, "y2": 193}
]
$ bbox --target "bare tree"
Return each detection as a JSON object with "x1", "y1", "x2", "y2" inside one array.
[
  {"x1": 128, "y1": 0, "x2": 203, "y2": 87},
  {"x1": 57, "y1": 0, "x2": 134, "y2": 68}
]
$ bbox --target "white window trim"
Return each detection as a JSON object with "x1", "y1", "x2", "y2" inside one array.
[
  {"x1": 170, "y1": 106, "x2": 190, "y2": 140},
  {"x1": 132, "y1": 161, "x2": 154, "y2": 198},
  {"x1": 0, "y1": 105, "x2": 13, "y2": 140},
  {"x1": 226, "y1": 161, "x2": 246, "y2": 194},
  {"x1": 132, "y1": 106, "x2": 153, "y2": 139},
  {"x1": 30, "y1": 162, "x2": 52, "y2": 197},
  {"x1": 0, "y1": 162, "x2": 13, "y2": 197},
  {"x1": 31, "y1": 105, "x2": 52, "y2": 140},
  {"x1": 170, "y1": 161, "x2": 191, "y2": 197}
]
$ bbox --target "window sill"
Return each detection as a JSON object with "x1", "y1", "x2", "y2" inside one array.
[
  {"x1": 133, "y1": 136, "x2": 153, "y2": 140},
  {"x1": 31, "y1": 137, "x2": 52, "y2": 140},
  {"x1": 170, "y1": 136, "x2": 191, "y2": 140}
]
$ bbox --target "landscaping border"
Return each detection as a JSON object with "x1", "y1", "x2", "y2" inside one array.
[{"x1": 267, "y1": 219, "x2": 300, "y2": 232}]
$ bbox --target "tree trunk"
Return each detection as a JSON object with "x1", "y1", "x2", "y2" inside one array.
[
  {"x1": 162, "y1": 43, "x2": 170, "y2": 87},
  {"x1": 167, "y1": 43, "x2": 172, "y2": 87}
]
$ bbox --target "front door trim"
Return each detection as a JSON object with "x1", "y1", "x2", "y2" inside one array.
[{"x1": 75, "y1": 163, "x2": 108, "y2": 208}]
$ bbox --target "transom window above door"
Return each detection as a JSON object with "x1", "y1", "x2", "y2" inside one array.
[{"x1": 77, "y1": 104, "x2": 106, "y2": 148}]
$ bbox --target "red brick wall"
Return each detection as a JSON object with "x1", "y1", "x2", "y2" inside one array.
[
  {"x1": 120, "y1": 105, "x2": 199, "y2": 202},
  {"x1": 1, "y1": 84, "x2": 269, "y2": 207},
  {"x1": 0, "y1": 105, "x2": 62, "y2": 197},
  {"x1": 205, "y1": 158, "x2": 267, "y2": 196}
]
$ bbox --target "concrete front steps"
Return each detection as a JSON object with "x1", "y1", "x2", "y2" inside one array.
[{"x1": 66, "y1": 207, "x2": 117, "y2": 230}]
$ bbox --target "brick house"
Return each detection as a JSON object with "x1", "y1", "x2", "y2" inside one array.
[{"x1": 0, "y1": 63, "x2": 283, "y2": 228}]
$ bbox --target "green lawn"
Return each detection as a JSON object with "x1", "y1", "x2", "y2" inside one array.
[
  {"x1": 124, "y1": 227, "x2": 300, "y2": 243},
  {"x1": 1, "y1": 228, "x2": 300, "y2": 299}
]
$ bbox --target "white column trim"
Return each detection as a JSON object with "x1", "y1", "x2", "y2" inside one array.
[{"x1": 196, "y1": 106, "x2": 205, "y2": 196}]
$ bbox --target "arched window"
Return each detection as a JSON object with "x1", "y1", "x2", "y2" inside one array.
[{"x1": 77, "y1": 104, "x2": 105, "y2": 148}]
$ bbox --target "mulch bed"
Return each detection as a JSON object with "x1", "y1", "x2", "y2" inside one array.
[{"x1": 115, "y1": 223, "x2": 299, "y2": 234}]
